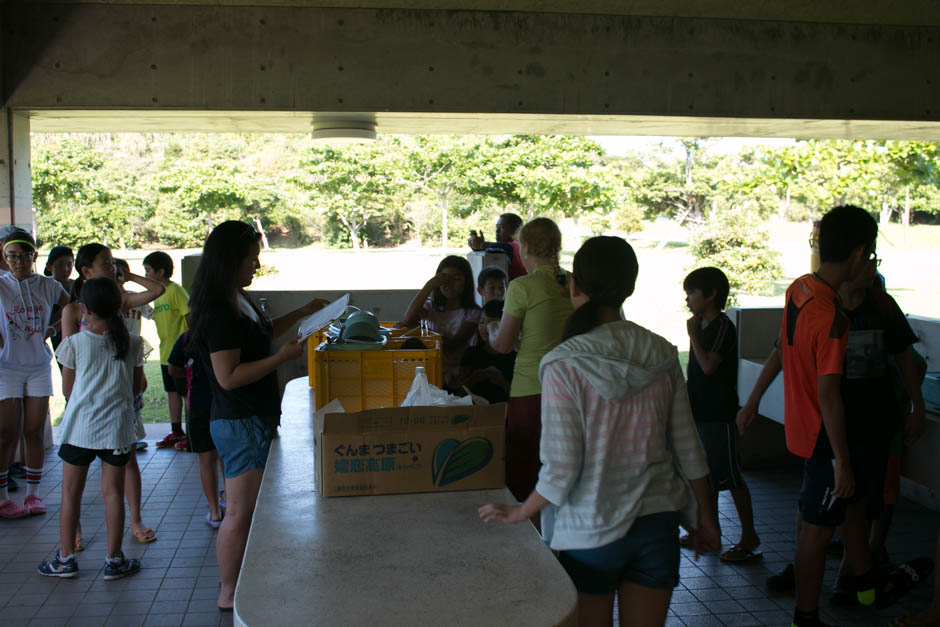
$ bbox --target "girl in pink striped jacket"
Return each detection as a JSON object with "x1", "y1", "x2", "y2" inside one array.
[{"x1": 480, "y1": 235, "x2": 720, "y2": 627}]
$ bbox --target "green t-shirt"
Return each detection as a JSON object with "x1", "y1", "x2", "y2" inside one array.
[
  {"x1": 503, "y1": 264, "x2": 574, "y2": 397},
  {"x1": 152, "y1": 281, "x2": 190, "y2": 365}
]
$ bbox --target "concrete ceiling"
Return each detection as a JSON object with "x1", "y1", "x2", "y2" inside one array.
[
  {"x1": 33, "y1": 0, "x2": 940, "y2": 26},
  {"x1": 27, "y1": 110, "x2": 940, "y2": 140}
]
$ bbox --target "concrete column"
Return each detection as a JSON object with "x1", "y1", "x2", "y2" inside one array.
[{"x1": 0, "y1": 107, "x2": 33, "y2": 232}]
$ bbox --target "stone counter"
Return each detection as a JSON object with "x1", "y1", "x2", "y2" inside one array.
[{"x1": 234, "y1": 378, "x2": 578, "y2": 627}]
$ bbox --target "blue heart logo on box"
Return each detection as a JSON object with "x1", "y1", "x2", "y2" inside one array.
[{"x1": 431, "y1": 437, "x2": 494, "y2": 487}]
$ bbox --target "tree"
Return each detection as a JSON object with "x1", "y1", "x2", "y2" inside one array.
[
  {"x1": 471, "y1": 135, "x2": 623, "y2": 221},
  {"x1": 295, "y1": 142, "x2": 406, "y2": 251},
  {"x1": 401, "y1": 136, "x2": 490, "y2": 249},
  {"x1": 32, "y1": 137, "x2": 148, "y2": 249},
  {"x1": 689, "y1": 208, "x2": 783, "y2": 304},
  {"x1": 631, "y1": 138, "x2": 718, "y2": 228}
]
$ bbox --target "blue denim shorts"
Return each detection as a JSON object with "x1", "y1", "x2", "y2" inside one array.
[
  {"x1": 557, "y1": 511, "x2": 680, "y2": 594},
  {"x1": 209, "y1": 416, "x2": 274, "y2": 479}
]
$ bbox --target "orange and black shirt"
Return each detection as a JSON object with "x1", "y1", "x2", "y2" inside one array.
[{"x1": 780, "y1": 274, "x2": 849, "y2": 459}]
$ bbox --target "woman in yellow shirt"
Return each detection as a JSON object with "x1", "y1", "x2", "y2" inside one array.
[{"x1": 489, "y1": 218, "x2": 573, "y2": 503}]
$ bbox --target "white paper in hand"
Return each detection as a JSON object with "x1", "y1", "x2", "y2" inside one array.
[{"x1": 297, "y1": 294, "x2": 350, "y2": 343}]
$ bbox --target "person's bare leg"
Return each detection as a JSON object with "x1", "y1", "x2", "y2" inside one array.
[
  {"x1": 216, "y1": 469, "x2": 263, "y2": 610},
  {"x1": 0, "y1": 399, "x2": 22, "y2": 500},
  {"x1": 869, "y1": 504, "x2": 895, "y2": 562},
  {"x1": 730, "y1": 483, "x2": 760, "y2": 550},
  {"x1": 59, "y1": 462, "x2": 89, "y2": 556},
  {"x1": 711, "y1": 488, "x2": 722, "y2": 540},
  {"x1": 100, "y1": 461, "x2": 127, "y2": 558},
  {"x1": 124, "y1": 451, "x2": 151, "y2": 537},
  {"x1": 618, "y1": 581, "x2": 672, "y2": 627},
  {"x1": 575, "y1": 592, "x2": 614, "y2": 627},
  {"x1": 839, "y1": 500, "x2": 873, "y2": 575},
  {"x1": 795, "y1": 521, "x2": 835, "y2": 613},
  {"x1": 199, "y1": 450, "x2": 222, "y2": 521}
]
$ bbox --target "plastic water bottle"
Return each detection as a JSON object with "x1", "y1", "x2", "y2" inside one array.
[{"x1": 413, "y1": 366, "x2": 432, "y2": 405}]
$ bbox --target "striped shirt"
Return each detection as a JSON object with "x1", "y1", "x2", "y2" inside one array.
[
  {"x1": 536, "y1": 320, "x2": 709, "y2": 551},
  {"x1": 55, "y1": 330, "x2": 144, "y2": 453}
]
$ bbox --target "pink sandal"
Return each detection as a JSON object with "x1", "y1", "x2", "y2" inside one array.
[{"x1": 0, "y1": 499, "x2": 30, "y2": 519}]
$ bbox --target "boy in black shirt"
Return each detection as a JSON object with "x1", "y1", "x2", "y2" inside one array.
[
  {"x1": 458, "y1": 300, "x2": 515, "y2": 404},
  {"x1": 683, "y1": 267, "x2": 761, "y2": 562},
  {"x1": 168, "y1": 329, "x2": 224, "y2": 528}
]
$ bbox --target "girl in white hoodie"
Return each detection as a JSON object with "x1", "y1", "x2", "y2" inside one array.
[
  {"x1": 0, "y1": 231, "x2": 69, "y2": 519},
  {"x1": 480, "y1": 236, "x2": 721, "y2": 627}
]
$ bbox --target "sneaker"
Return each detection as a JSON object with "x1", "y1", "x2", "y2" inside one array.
[
  {"x1": 6, "y1": 476, "x2": 18, "y2": 492},
  {"x1": 38, "y1": 552, "x2": 78, "y2": 578},
  {"x1": 24, "y1": 494, "x2": 46, "y2": 515},
  {"x1": 136, "y1": 440, "x2": 148, "y2": 452},
  {"x1": 9, "y1": 463, "x2": 27, "y2": 478},
  {"x1": 830, "y1": 573, "x2": 859, "y2": 606},
  {"x1": 103, "y1": 553, "x2": 141, "y2": 580},
  {"x1": 155, "y1": 431, "x2": 185, "y2": 448},
  {"x1": 173, "y1": 437, "x2": 190, "y2": 452},
  {"x1": 205, "y1": 511, "x2": 222, "y2": 529},
  {"x1": 767, "y1": 563, "x2": 796, "y2": 594},
  {"x1": 0, "y1": 498, "x2": 29, "y2": 519}
]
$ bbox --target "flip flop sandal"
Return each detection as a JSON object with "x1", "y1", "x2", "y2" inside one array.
[
  {"x1": 132, "y1": 527, "x2": 158, "y2": 544},
  {"x1": 720, "y1": 545, "x2": 763, "y2": 563}
]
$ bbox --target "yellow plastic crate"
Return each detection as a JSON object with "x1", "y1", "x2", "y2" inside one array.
[
  {"x1": 306, "y1": 323, "x2": 438, "y2": 391},
  {"x1": 311, "y1": 336, "x2": 443, "y2": 411}
]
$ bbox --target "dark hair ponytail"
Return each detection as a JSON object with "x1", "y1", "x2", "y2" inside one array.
[
  {"x1": 81, "y1": 277, "x2": 129, "y2": 360},
  {"x1": 71, "y1": 243, "x2": 109, "y2": 303},
  {"x1": 562, "y1": 300, "x2": 604, "y2": 342},
  {"x1": 561, "y1": 236, "x2": 639, "y2": 342}
]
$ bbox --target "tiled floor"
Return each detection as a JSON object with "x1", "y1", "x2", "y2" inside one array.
[
  {"x1": 1, "y1": 428, "x2": 230, "y2": 627},
  {"x1": 656, "y1": 470, "x2": 938, "y2": 627},
  {"x1": 1, "y1": 433, "x2": 937, "y2": 627}
]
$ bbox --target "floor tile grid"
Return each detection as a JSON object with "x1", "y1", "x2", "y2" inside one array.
[
  {"x1": 2, "y1": 448, "x2": 937, "y2": 626},
  {"x1": 1, "y1": 445, "x2": 230, "y2": 627}
]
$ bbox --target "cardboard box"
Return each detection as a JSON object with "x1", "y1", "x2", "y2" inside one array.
[{"x1": 314, "y1": 403, "x2": 507, "y2": 497}]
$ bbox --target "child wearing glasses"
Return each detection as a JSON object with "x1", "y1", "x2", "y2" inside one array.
[{"x1": 0, "y1": 230, "x2": 70, "y2": 519}]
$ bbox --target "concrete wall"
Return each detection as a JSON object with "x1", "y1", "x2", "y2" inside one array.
[{"x1": 4, "y1": 3, "x2": 940, "y2": 135}]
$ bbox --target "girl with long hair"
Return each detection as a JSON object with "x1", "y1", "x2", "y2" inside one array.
[
  {"x1": 480, "y1": 236, "x2": 720, "y2": 627},
  {"x1": 187, "y1": 220, "x2": 327, "y2": 611},
  {"x1": 62, "y1": 244, "x2": 165, "y2": 546},
  {"x1": 38, "y1": 278, "x2": 144, "y2": 579},
  {"x1": 399, "y1": 255, "x2": 481, "y2": 390}
]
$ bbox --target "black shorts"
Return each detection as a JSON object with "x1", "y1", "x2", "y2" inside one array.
[
  {"x1": 160, "y1": 365, "x2": 187, "y2": 395},
  {"x1": 58, "y1": 443, "x2": 131, "y2": 467},
  {"x1": 696, "y1": 422, "x2": 745, "y2": 492},
  {"x1": 798, "y1": 444, "x2": 887, "y2": 527},
  {"x1": 186, "y1": 409, "x2": 216, "y2": 453}
]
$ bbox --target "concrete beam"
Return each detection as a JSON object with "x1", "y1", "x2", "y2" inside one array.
[
  {"x1": 5, "y1": 5, "x2": 940, "y2": 128},
  {"x1": 27, "y1": 0, "x2": 940, "y2": 28}
]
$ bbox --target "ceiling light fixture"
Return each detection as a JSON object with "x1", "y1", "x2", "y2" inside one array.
[{"x1": 312, "y1": 115, "x2": 377, "y2": 144}]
